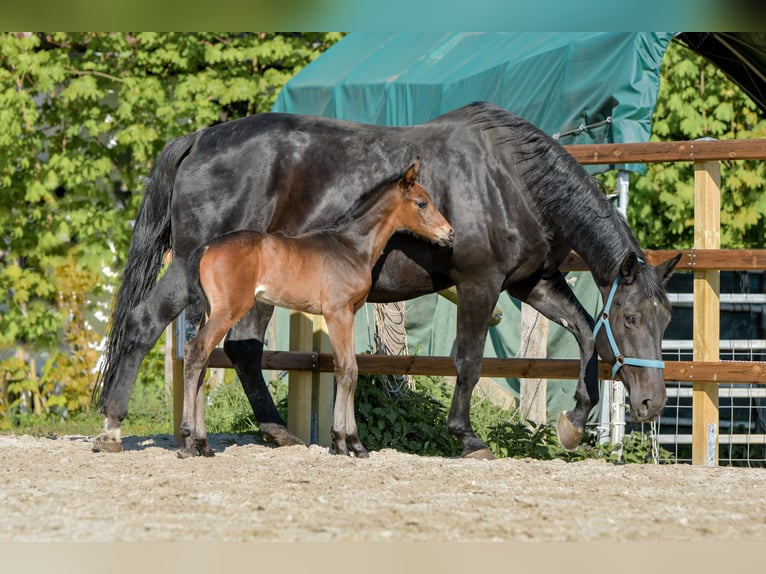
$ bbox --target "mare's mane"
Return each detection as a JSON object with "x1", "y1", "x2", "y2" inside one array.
[{"x1": 464, "y1": 103, "x2": 652, "y2": 288}]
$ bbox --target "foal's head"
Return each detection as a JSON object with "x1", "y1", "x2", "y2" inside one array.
[{"x1": 392, "y1": 159, "x2": 455, "y2": 248}]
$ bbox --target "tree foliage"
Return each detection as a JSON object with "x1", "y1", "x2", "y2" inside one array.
[
  {"x1": 0, "y1": 32, "x2": 342, "y2": 425},
  {"x1": 626, "y1": 40, "x2": 766, "y2": 249}
]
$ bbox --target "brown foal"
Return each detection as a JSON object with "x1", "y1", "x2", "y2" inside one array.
[{"x1": 180, "y1": 159, "x2": 454, "y2": 458}]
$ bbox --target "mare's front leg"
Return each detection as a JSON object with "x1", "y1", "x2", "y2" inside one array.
[
  {"x1": 510, "y1": 273, "x2": 598, "y2": 451},
  {"x1": 448, "y1": 279, "x2": 504, "y2": 459},
  {"x1": 224, "y1": 302, "x2": 305, "y2": 447},
  {"x1": 325, "y1": 310, "x2": 368, "y2": 458},
  {"x1": 94, "y1": 262, "x2": 189, "y2": 453}
]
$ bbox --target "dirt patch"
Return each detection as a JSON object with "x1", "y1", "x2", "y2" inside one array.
[{"x1": 1, "y1": 433, "x2": 765, "y2": 542}]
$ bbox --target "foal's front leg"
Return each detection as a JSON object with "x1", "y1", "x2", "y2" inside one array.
[{"x1": 325, "y1": 310, "x2": 369, "y2": 458}]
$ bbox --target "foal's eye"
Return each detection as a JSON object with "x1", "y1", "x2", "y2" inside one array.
[
  {"x1": 625, "y1": 314, "x2": 636, "y2": 325},
  {"x1": 417, "y1": 201, "x2": 427, "y2": 209}
]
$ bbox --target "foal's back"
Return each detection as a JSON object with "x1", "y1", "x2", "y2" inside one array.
[{"x1": 200, "y1": 228, "x2": 371, "y2": 318}]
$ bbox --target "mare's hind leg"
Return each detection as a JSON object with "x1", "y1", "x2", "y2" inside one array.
[
  {"x1": 94, "y1": 262, "x2": 189, "y2": 453},
  {"x1": 510, "y1": 273, "x2": 598, "y2": 451},
  {"x1": 224, "y1": 302, "x2": 305, "y2": 447},
  {"x1": 193, "y1": 376, "x2": 215, "y2": 457},
  {"x1": 448, "y1": 279, "x2": 503, "y2": 459}
]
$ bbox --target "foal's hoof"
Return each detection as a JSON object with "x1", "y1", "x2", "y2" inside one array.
[
  {"x1": 351, "y1": 445, "x2": 370, "y2": 459},
  {"x1": 197, "y1": 445, "x2": 215, "y2": 458},
  {"x1": 91, "y1": 435, "x2": 123, "y2": 453},
  {"x1": 177, "y1": 448, "x2": 196, "y2": 459},
  {"x1": 462, "y1": 447, "x2": 495, "y2": 460},
  {"x1": 260, "y1": 423, "x2": 306, "y2": 447},
  {"x1": 556, "y1": 410, "x2": 584, "y2": 451}
]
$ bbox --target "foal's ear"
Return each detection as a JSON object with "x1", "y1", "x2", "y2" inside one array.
[
  {"x1": 619, "y1": 252, "x2": 641, "y2": 284},
  {"x1": 402, "y1": 157, "x2": 420, "y2": 188},
  {"x1": 654, "y1": 252, "x2": 682, "y2": 284}
]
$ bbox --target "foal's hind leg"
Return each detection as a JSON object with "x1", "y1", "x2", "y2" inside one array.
[
  {"x1": 510, "y1": 273, "x2": 598, "y2": 451},
  {"x1": 180, "y1": 312, "x2": 243, "y2": 458}
]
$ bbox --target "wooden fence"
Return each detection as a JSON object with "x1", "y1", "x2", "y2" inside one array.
[{"x1": 170, "y1": 138, "x2": 766, "y2": 465}]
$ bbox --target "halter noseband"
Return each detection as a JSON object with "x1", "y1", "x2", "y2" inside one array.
[{"x1": 593, "y1": 259, "x2": 665, "y2": 378}]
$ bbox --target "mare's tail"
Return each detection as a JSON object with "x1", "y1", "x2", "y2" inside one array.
[{"x1": 93, "y1": 132, "x2": 197, "y2": 408}]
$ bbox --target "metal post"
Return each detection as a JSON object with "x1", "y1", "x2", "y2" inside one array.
[{"x1": 608, "y1": 170, "x2": 630, "y2": 448}]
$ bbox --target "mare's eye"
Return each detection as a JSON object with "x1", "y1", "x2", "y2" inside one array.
[
  {"x1": 625, "y1": 314, "x2": 636, "y2": 325},
  {"x1": 417, "y1": 201, "x2": 427, "y2": 209}
]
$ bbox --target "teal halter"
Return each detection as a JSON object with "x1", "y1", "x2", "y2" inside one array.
[{"x1": 593, "y1": 262, "x2": 666, "y2": 378}]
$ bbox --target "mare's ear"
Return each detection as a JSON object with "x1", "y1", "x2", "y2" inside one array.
[
  {"x1": 619, "y1": 252, "x2": 641, "y2": 284},
  {"x1": 654, "y1": 252, "x2": 682, "y2": 284},
  {"x1": 402, "y1": 157, "x2": 420, "y2": 188}
]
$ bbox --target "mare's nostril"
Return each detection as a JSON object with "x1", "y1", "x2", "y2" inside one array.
[{"x1": 448, "y1": 229, "x2": 455, "y2": 241}]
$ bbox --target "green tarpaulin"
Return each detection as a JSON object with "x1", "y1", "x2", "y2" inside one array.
[{"x1": 275, "y1": 32, "x2": 674, "y2": 151}]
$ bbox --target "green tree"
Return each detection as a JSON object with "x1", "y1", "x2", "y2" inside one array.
[
  {"x1": 626, "y1": 40, "x2": 766, "y2": 249},
  {"x1": 0, "y1": 32, "x2": 343, "y2": 425}
]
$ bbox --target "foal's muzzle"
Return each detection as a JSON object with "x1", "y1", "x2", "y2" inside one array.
[{"x1": 439, "y1": 228, "x2": 455, "y2": 247}]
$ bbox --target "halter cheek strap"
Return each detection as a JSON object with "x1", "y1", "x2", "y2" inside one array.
[{"x1": 593, "y1": 261, "x2": 665, "y2": 378}]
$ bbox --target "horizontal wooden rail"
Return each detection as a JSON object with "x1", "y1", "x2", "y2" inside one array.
[
  {"x1": 561, "y1": 248, "x2": 766, "y2": 272},
  {"x1": 564, "y1": 138, "x2": 766, "y2": 165},
  {"x1": 208, "y1": 349, "x2": 766, "y2": 385}
]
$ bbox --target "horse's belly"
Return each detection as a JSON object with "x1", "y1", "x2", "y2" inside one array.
[{"x1": 254, "y1": 283, "x2": 321, "y2": 315}]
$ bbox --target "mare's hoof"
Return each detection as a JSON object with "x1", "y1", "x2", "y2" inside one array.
[
  {"x1": 198, "y1": 447, "x2": 215, "y2": 458},
  {"x1": 177, "y1": 448, "x2": 195, "y2": 459},
  {"x1": 260, "y1": 423, "x2": 306, "y2": 447},
  {"x1": 462, "y1": 447, "x2": 495, "y2": 460},
  {"x1": 353, "y1": 447, "x2": 370, "y2": 459},
  {"x1": 556, "y1": 410, "x2": 583, "y2": 451},
  {"x1": 91, "y1": 435, "x2": 123, "y2": 453}
]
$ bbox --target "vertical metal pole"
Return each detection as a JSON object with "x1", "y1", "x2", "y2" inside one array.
[
  {"x1": 609, "y1": 170, "x2": 631, "y2": 448},
  {"x1": 596, "y1": 380, "x2": 611, "y2": 444},
  {"x1": 172, "y1": 310, "x2": 186, "y2": 445}
]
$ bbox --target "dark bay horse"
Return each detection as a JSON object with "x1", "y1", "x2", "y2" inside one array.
[
  {"x1": 94, "y1": 101, "x2": 680, "y2": 457},
  {"x1": 180, "y1": 160, "x2": 454, "y2": 458}
]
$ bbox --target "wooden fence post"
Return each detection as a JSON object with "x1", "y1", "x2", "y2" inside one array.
[
  {"x1": 519, "y1": 303, "x2": 548, "y2": 425},
  {"x1": 692, "y1": 160, "x2": 721, "y2": 466},
  {"x1": 287, "y1": 310, "x2": 314, "y2": 443},
  {"x1": 312, "y1": 315, "x2": 334, "y2": 447}
]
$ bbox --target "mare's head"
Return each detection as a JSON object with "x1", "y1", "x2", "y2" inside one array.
[
  {"x1": 393, "y1": 159, "x2": 455, "y2": 247},
  {"x1": 595, "y1": 252, "x2": 682, "y2": 421}
]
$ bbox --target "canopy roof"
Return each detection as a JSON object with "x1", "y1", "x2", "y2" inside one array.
[{"x1": 676, "y1": 32, "x2": 766, "y2": 113}]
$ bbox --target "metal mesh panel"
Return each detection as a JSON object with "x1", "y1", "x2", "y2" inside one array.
[{"x1": 633, "y1": 340, "x2": 766, "y2": 466}]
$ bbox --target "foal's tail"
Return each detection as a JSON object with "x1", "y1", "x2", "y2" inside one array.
[{"x1": 93, "y1": 132, "x2": 197, "y2": 407}]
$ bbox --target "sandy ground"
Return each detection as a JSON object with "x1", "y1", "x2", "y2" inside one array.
[{"x1": 1, "y1": 432, "x2": 765, "y2": 542}]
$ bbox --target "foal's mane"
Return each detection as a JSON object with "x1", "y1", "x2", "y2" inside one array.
[{"x1": 322, "y1": 170, "x2": 407, "y2": 231}]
